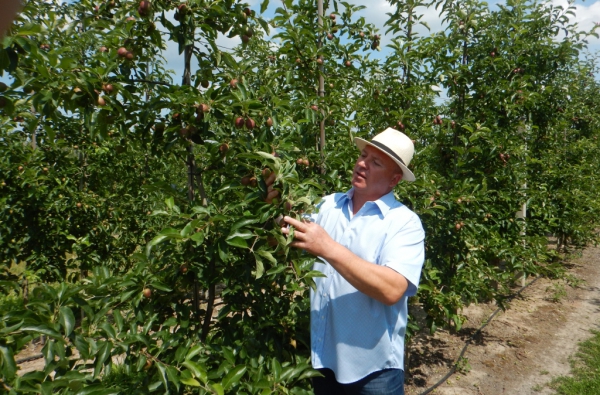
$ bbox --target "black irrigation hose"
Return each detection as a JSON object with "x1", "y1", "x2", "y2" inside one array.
[
  {"x1": 417, "y1": 276, "x2": 542, "y2": 395},
  {"x1": 16, "y1": 353, "x2": 43, "y2": 364}
]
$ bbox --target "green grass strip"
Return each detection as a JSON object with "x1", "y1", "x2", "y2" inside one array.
[{"x1": 550, "y1": 329, "x2": 600, "y2": 395}]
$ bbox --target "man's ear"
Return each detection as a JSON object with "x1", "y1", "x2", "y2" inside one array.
[{"x1": 389, "y1": 172, "x2": 403, "y2": 188}]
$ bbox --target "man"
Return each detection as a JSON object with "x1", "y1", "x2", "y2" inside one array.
[{"x1": 281, "y1": 127, "x2": 425, "y2": 395}]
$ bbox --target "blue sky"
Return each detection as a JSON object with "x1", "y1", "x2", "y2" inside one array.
[{"x1": 161, "y1": 0, "x2": 600, "y2": 80}]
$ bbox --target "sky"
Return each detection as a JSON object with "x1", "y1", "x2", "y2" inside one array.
[{"x1": 161, "y1": 0, "x2": 600, "y2": 82}]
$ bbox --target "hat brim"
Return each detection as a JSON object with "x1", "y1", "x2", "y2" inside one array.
[{"x1": 354, "y1": 137, "x2": 416, "y2": 182}]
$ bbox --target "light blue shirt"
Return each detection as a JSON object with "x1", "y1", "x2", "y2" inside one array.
[{"x1": 310, "y1": 188, "x2": 425, "y2": 384}]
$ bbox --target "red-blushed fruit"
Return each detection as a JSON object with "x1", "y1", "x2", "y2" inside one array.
[
  {"x1": 126, "y1": 16, "x2": 136, "y2": 22},
  {"x1": 451, "y1": 120, "x2": 456, "y2": 129},
  {"x1": 43, "y1": 167, "x2": 48, "y2": 172},
  {"x1": 327, "y1": 33, "x2": 333, "y2": 40},
  {"x1": 219, "y1": 143, "x2": 229, "y2": 154},
  {"x1": 262, "y1": 168, "x2": 272, "y2": 178},
  {"x1": 329, "y1": 13, "x2": 336, "y2": 20},
  {"x1": 18, "y1": 166, "x2": 23, "y2": 171},
  {"x1": 234, "y1": 117, "x2": 244, "y2": 129},
  {"x1": 143, "y1": 288, "x2": 152, "y2": 298},
  {"x1": 455, "y1": 223, "x2": 462, "y2": 230},
  {"x1": 179, "y1": 127, "x2": 190, "y2": 138},
  {"x1": 249, "y1": 176, "x2": 258, "y2": 188},
  {"x1": 302, "y1": 159, "x2": 309, "y2": 167},
  {"x1": 265, "y1": 189, "x2": 279, "y2": 204},
  {"x1": 295, "y1": 58, "x2": 301, "y2": 64},
  {"x1": 0, "y1": 97, "x2": 7, "y2": 108},
  {"x1": 345, "y1": 60, "x2": 352, "y2": 67},
  {"x1": 271, "y1": 151, "x2": 280, "y2": 158},
  {"x1": 139, "y1": 0, "x2": 150, "y2": 11},
  {"x1": 180, "y1": 264, "x2": 188, "y2": 274},
  {"x1": 241, "y1": 35, "x2": 250, "y2": 43},
  {"x1": 97, "y1": 96, "x2": 106, "y2": 106},
  {"x1": 125, "y1": 51, "x2": 134, "y2": 60},
  {"x1": 117, "y1": 47, "x2": 128, "y2": 57},
  {"x1": 201, "y1": 80, "x2": 209, "y2": 88},
  {"x1": 241, "y1": 176, "x2": 251, "y2": 186},
  {"x1": 102, "y1": 84, "x2": 114, "y2": 94},
  {"x1": 316, "y1": 58, "x2": 323, "y2": 65},
  {"x1": 266, "y1": 117, "x2": 273, "y2": 127},
  {"x1": 359, "y1": 31, "x2": 365, "y2": 38},
  {"x1": 0, "y1": 82, "x2": 7, "y2": 92},
  {"x1": 284, "y1": 201, "x2": 292, "y2": 211},
  {"x1": 99, "y1": 46, "x2": 108, "y2": 53},
  {"x1": 311, "y1": 104, "x2": 318, "y2": 111},
  {"x1": 245, "y1": 117, "x2": 256, "y2": 130},
  {"x1": 198, "y1": 103, "x2": 210, "y2": 113},
  {"x1": 243, "y1": 7, "x2": 251, "y2": 16},
  {"x1": 178, "y1": 3, "x2": 187, "y2": 14},
  {"x1": 296, "y1": 158, "x2": 304, "y2": 165},
  {"x1": 76, "y1": 202, "x2": 82, "y2": 208},
  {"x1": 397, "y1": 121, "x2": 405, "y2": 130}
]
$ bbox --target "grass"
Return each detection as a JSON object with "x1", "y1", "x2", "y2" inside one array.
[{"x1": 550, "y1": 330, "x2": 600, "y2": 394}]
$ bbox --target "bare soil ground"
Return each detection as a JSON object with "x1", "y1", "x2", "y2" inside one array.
[
  {"x1": 405, "y1": 244, "x2": 600, "y2": 395},
  {"x1": 16, "y1": 245, "x2": 600, "y2": 395}
]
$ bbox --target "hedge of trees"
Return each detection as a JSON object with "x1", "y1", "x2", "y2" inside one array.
[{"x1": 1, "y1": 0, "x2": 600, "y2": 393}]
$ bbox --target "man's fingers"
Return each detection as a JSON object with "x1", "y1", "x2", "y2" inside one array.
[{"x1": 283, "y1": 216, "x2": 306, "y2": 230}]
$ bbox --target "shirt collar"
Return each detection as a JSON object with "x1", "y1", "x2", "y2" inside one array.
[{"x1": 341, "y1": 188, "x2": 396, "y2": 217}]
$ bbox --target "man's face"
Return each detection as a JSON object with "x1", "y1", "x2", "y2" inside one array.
[{"x1": 351, "y1": 145, "x2": 403, "y2": 199}]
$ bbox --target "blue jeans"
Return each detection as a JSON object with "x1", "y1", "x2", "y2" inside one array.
[{"x1": 313, "y1": 368, "x2": 405, "y2": 395}]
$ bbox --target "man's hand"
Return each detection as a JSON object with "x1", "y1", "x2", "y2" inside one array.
[
  {"x1": 263, "y1": 168, "x2": 279, "y2": 203},
  {"x1": 280, "y1": 216, "x2": 334, "y2": 258}
]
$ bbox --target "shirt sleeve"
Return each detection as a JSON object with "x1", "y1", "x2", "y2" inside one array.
[{"x1": 379, "y1": 212, "x2": 425, "y2": 297}]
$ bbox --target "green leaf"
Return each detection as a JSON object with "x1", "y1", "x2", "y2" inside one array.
[
  {"x1": 226, "y1": 236, "x2": 248, "y2": 249},
  {"x1": 93, "y1": 341, "x2": 111, "y2": 378},
  {"x1": 58, "y1": 306, "x2": 75, "y2": 336},
  {"x1": 185, "y1": 345, "x2": 203, "y2": 361},
  {"x1": 222, "y1": 365, "x2": 247, "y2": 390},
  {"x1": 208, "y1": 382, "x2": 224, "y2": 395},
  {"x1": 255, "y1": 255, "x2": 265, "y2": 279},
  {"x1": 99, "y1": 322, "x2": 116, "y2": 339},
  {"x1": 182, "y1": 360, "x2": 208, "y2": 384},
  {"x1": 256, "y1": 249, "x2": 277, "y2": 264},
  {"x1": 227, "y1": 230, "x2": 253, "y2": 240},
  {"x1": 260, "y1": 0, "x2": 269, "y2": 14},
  {"x1": 166, "y1": 365, "x2": 181, "y2": 389},
  {"x1": 180, "y1": 376, "x2": 201, "y2": 387},
  {"x1": 150, "y1": 282, "x2": 172, "y2": 292},
  {"x1": 0, "y1": 346, "x2": 17, "y2": 378},
  {"x1": 20, "y1": 325, "x2": 62, "y2": 339}
]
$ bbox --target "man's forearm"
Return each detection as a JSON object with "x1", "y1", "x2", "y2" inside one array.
[{"x1": 319, "y1": 241, "x2": 409, "y2": 306}]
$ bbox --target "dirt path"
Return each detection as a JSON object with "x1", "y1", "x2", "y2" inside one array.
[{"x1": 405, "y1": 245, "x2": 600, "y2": 395}]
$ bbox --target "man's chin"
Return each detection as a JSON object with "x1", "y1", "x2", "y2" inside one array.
[{"x1": 351, "y1": 178, "x2": 366, "y2": 189}]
